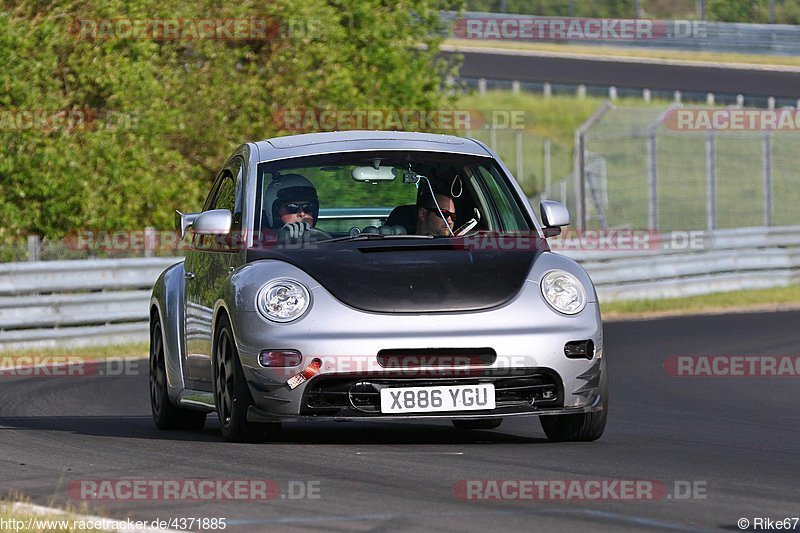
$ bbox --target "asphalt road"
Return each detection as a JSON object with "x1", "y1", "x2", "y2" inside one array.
[
  {"x1": 449, "y1": 49, "x2": 800, "y2": 98},
  {"x1": 1, "y1": 310, "x2": 799, "y2": 532}
]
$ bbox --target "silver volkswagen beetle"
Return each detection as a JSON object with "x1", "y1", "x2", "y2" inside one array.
[{"x1": 149, "y1": 130, "x2": 607, "y2": 442}]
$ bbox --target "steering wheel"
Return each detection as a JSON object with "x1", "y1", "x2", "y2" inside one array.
[
  {"x1": 277, "y1": 225, "x2": 332, "y2": 244},
  {"x1": 304, "y1": 227, "x2": 333, "y2": 240}
]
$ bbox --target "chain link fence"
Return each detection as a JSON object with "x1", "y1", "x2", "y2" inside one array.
[{"x1": 575, "y1": 104, "x2": 800, "y2": 231}]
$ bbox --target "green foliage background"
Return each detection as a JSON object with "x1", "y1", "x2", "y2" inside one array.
[{"x1": 0, "y1": 0, "x2": 461, "y2": 244}]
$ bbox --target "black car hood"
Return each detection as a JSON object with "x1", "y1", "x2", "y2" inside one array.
[{"x1": 246, "y1": 238, "x2": 545, "y2": 313}]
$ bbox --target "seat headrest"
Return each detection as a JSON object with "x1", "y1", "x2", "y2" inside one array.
[{"x1": 386, "y1": 205, "x2": 418, "y2": 235}]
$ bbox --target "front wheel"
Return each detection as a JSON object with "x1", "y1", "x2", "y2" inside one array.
[
  {"x1": 213, "y1": 315, "x2": 280, "y2": 442},
  {"x1": 150, "y1": 319, "x2": 206, "y2": 431},
  {"x1": 540, "y1": 369, "x2": 607, "y2": 442}
]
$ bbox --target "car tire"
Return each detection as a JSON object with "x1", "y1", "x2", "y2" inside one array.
[
  {"x1": 452, "y1": 418, "x2": 503, "y2": 430},
  {"x1": 213, "y1": 315, "x2": 280, "y2": 443},
  {"x1": 150, "y1": 319, "x2": 207, "y2": 431},
  {"x1": 540, "y1": 369, "x2": 607, "y2": 442}
]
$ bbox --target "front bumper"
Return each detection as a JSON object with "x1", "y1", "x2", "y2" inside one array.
[
  {"x1": 247, "y1": 402, "x2": 604, "y2": 423},
  {"x1": 240, "y1": 353, "x2": 605, "y2": 420},
  {"x1": 244, "y1": 363, "x2": 605, "y2": 422},
  {"x1": 230, "y1": 266, "x2": 604, "y2": 420}
]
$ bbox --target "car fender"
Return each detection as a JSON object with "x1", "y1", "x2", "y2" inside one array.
[{"x1": 150, "y1": 260, "x2": 187, "y2": 402}]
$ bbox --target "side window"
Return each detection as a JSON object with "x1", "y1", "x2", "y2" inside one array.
[
  {"x1": 212, "y1": 175, "x2": 235, "y2": 212},
  {"x1": 196, "y1": 158, "x2": 243, "y2": 250},
  {"x1": 209, "y1": 158, "x2": 243, "y2": 229},
  {"x1": 476, "y1": 165, "x2": 530, "y2": 231}
]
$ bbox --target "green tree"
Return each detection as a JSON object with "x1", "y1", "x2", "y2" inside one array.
[
  {"x1": 707, "y1": 0, "x2": 767, "y2": 22},
  {"x1": 0, "y1": 0, "x2": 461, "y2": 245}
]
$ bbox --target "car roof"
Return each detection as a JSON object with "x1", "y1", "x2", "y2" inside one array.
[{"x1": 254, "y1": 130, "x2": 492, "y2": 162}]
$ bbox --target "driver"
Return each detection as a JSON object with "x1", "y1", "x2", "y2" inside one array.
[
  {"x1": 263, "y1": 174, "x2": 320, "y2": 239},
  {"x1": 416, "y1": 186, "x2": 456, "y2": 237}
]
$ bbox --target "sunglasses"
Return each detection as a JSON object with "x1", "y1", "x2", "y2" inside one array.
[
  {"x1": 423, "y1": 206, "x2": 456, "y2": 221},
  {"x1": 280, "y1": 201, "x2": 316, "y2": 214}
]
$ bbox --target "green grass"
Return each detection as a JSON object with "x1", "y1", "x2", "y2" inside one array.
[
  {"x1": 456, "y1": 90, "x2": 666, "y2": 196},
  {"x1": 0, "y1": 507, "x2": 109, "y2": 533},
  {"x1": 601, "y1": 284, "x2": 800, "y2": 319},
  {"x1": 457, "y1": 89, "x2": 800, "y2": 229},
  {"x1": 588, "y1": 127, "x2": 800, "y2": 230},
  {"x1": 0, "y1": 342, "x2": 149, "y2": 361},
  {"x1": 0, "y1": 493, "x2": 108, "y2": 533}
]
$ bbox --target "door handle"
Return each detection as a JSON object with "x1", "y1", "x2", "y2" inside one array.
[{"x1": 184, "y1": 272, "x2": 195, "y2": 280}]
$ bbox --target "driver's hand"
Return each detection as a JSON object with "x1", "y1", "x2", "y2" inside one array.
[{"x1": 280, "y1": 221, "x2": 311, "y2": 239}]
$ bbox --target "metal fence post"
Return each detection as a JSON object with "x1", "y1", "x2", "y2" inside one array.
[
  {"x1": 643, "y1": 104, "x2": 679, "y2": 232},
  {"x1": 27, "y1": 235, "x2": 41, "y2": 262},
  {"x1": 706, "y1": 131, "x2": 716, "y2": 230},
  {"x1": 515, "y1": 129, "x2": 523, "y2": 187},
  {"x1": 574, "y1": 129, "x2": 584, "y2": 230},
  {"x1": 544, "y1": 139, "x2": 552, "y2": 200},
  {"x1": 144, "y1": 226, "x2": 157, "y2": 258},
  {"x1": 763, "y1": 132, "x2": 772, "y2": 226},
  {"x1": 647, "y1": 131, "x2": 658, "y2": 231},
  {"x1": 574, "y1": 101, "x2": 614, "y2": 231}
]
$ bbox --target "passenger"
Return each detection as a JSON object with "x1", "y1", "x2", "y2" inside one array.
[{"x1": 416, "y1": 186, "x2": 456, "y2": 237}]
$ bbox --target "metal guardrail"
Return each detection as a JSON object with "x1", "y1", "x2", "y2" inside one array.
[
  {"x1": 559, "y1": 225, "x2": 800, "y2": 301},
  {"x1": 452, "y1": 12, "x2": 800, "y2": 56},
  {"x1": 1, "y1": 226, "x2": 798, "y2": 350},
  {"x1": 0, "y1": 257, "x2": 180, "y2": 351}
]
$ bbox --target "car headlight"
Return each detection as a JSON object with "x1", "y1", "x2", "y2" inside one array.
[
  {"x1": 256, "y1": 279, "x2": 311, "y2": 323},
  {"x1": 541, "y1": 270, "x2": 586, "y2": 315}
]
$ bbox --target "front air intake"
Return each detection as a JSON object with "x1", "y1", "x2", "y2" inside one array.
[{"x1": 377, "y1": 348, "x2": 497, "y2": 368}]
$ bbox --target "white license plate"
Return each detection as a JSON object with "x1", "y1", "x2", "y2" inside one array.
[{"x1": 380, "y1": 384, "x2": 495, "y2": 414}]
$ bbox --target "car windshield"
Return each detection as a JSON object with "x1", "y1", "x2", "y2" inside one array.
[{"x1": 254, "y1": 151, "x2": 533, "y2": 245}]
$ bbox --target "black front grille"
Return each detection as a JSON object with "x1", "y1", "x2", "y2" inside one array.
[
  {"x1": 377, "y1": 348, "x2": 497, "y2": 368},
  {"x1": 302, "y1": 368, "x2": 562, "y2": 415}
]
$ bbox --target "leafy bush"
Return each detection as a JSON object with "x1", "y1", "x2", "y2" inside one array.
[{"x1": 0, "y1": 0, "x2": 461, "y2": 243}]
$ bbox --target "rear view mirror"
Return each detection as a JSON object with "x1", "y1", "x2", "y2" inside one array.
[
  {"x1": 191, "y1": 209, "x2": 232, "y2": 235},
  {"x1": 540, "y1": 200, "x2": 570, "y2": 238},
  {"x1": 352, "y1": 166, "x2": 397, "y2": 182},
  {"x1": 175, "y1": 210, "x2": 201, "y2": 238}
]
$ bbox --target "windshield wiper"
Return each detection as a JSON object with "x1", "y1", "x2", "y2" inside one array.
[{"x1": 319, "y1": 234, "x2": 434, "y2": 244}]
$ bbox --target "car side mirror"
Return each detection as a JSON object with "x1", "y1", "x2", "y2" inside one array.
[
  {"x1": 540, "y1": 200, "x2": 570, "y2": 238},
  {"x1": 191, "y1": 209, "x2": 232, "y2": 236},
  {"x1": 175, "y1": 210, "x2": 201, "y2": 238}
]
